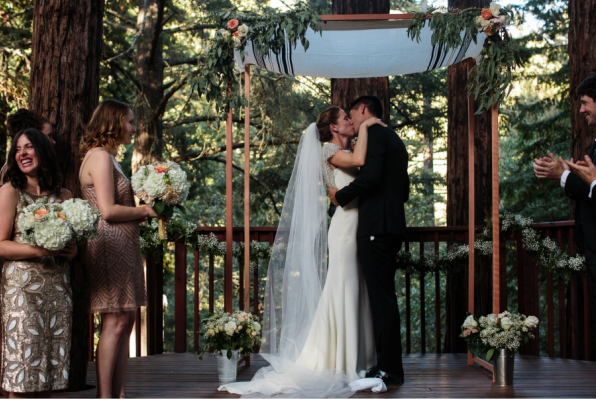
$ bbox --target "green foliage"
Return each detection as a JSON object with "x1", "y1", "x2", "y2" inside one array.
[
  {"x1": 193, "y1": 6, "x2": 321, "y2": 113},
  {"x1": 407, "y1": 6, "x2": 522, "y2": 114}
]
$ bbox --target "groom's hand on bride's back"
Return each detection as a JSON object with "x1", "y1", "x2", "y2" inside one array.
[{"x1": 328, "y1": 188, "x2": 339, "y2": 207}]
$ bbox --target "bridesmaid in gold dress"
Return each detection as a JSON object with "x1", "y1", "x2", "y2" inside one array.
[
  {"x1": 0, "y1": 129, "x2": 77, "y2": 398},
  {"x1": 78, "y1": 100, "x2": 160, "y2": 398}
]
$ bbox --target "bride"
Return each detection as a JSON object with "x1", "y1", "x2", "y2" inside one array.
[{"x1": 220, "y1": 107, "x2": 385, "y2": 398}]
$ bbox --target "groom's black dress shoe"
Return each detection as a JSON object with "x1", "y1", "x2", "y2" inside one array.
[{"x1": 366, "y1": 368, "x2": 404, "y2": 385}]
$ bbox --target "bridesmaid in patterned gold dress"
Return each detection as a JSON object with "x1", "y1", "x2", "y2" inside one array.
[
  {"x1": 78, "y1": 100, "x2": 160, "y2": 398},
  {"x1": 0, "y1": 129, "x2": 77, "y2": 398}
]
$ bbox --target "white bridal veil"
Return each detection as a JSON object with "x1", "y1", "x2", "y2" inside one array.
[{"x1": 220, "y1": 123, "x2": 354, "y2": 398}]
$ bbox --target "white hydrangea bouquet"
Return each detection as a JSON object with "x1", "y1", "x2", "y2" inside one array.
[
  {"x1": 198, "y1": 310, "x2": 261, "y2": 360},
  {"x1": 460, "y1": 311, "x2": 539, "y2": 361},
  {"x1": 18, "y1": 197, "x2": 100, "y2": 267},
  {"x1": 131, "y1": 161, "x2": 190, "y2": 240}
]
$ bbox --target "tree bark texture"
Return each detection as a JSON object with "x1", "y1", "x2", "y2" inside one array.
[
  {"x1": 132, "y1": 0, "x2": 165, "y2": 172},
  {"x1": 569, "y1": 0, "x2": 596, "y2": 164},
  {"x1": 444, "y1": 0, "x2": 491, "y2": 354},
  {"x1": 330, "y1": 0, "x2": 390, "y2": 124},
  {"x1": 29, "y1": 0, "x2": 104, "y2": 391}
]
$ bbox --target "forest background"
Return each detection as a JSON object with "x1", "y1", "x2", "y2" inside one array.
[{"x1": 0, "y1": 0, "x2": 576, "y2": 356}]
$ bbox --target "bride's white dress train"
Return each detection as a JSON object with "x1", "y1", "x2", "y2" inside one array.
[{"x1": 219, "y1": 167, "x2": 375, "y2": 398}]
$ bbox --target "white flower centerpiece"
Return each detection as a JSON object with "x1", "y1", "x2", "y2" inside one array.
[
  {"x1": 131, "y1": 161, "x2": 189, "y2": 239},
  {"x1": 199, "y1": 310, "x2": 261, "y2": 384},
  {"x1": 461, "y1": 311, "x2": 539, "y2": 361},
  {"x1": 475, "y1": 2, "x2": 512, "y2": 36},
  {"x1": 18, "y1": 197, "x2": 100, "y2": 267},
  {"x1": 461, "y1": 311, "x2": 538, "y2": 386}
]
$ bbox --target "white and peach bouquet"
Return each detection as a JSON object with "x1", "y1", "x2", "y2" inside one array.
[
  {"x1": 17, "y1": 197, "x2": 100, "y2": 267},
  {"x1": 217, "y1": 18, "x2": 249, "y2": 48},
  {"x1": 198, "y1": 310, "x2": 261, "y2": 360},
  {"x1": 460, "y1": 311, "x2": 539, "y2": 361},
  {"x1": 475, "y1": 2, "x2": 512, "y2": 36},
  {"x1": 131, "y1": 161, "x2": 189, "y2": 239}
]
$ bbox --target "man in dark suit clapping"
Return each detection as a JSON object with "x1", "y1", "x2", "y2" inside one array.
[{"x1": 533, "y1": 74, "x2": 596, "y2": 332}]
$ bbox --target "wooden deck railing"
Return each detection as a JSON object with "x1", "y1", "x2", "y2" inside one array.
[{"x1": 90, "y1": 222, "x2": 592, "y2": 361}]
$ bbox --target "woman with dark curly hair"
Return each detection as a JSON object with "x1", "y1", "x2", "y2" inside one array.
[
  {"x1": 79, "y1": 100, "x2": 160, "y2": 398},
  {"x1": 0, "y1": 110, "x2": 55, "y2": 185},
  {"x1": 0, "y1": 128, "x2": 77, "y2": 397}
]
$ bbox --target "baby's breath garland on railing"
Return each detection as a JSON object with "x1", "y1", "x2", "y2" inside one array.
[
  {"x1": 398, "y1": 213, "x2": 585, "y2": 276},
  {"x1": 140, "y1": 219, "x2": 271, "y2": 270},
  {"x1": 407, "y1": 3, "x2": 522, "y2": 114},
  {"x1": 192, "y1": 7, "x2": 320, "y2": 114}
]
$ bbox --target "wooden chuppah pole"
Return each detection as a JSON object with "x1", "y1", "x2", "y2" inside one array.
[
  {"x1": 466, "y1": 57, "x2": 475, "y2": 367},
  {"x1": 244, "y1": 65, "x2": 251, "y2": 312},
  {"x1": 491, "y1": 102, "x2": 500, "y2": 314},
  {"x1": 225, "y1": 79, "x2": 234, "y2": 313}
]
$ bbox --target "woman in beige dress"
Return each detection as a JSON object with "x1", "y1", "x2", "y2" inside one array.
[
  {"x1": 0, "y1": 128, "x2": 77, "y2": 398},
  {"x1": 79, "y1": 100, "x2": 160, "y2": 398}
]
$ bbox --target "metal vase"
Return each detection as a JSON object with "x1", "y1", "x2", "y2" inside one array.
[
  {"x1": 494, "y1": 348, "x2": 515, "y2": 386},
  {"x1": 217, "y1": 349, "x2": 239, "y2": 385}
]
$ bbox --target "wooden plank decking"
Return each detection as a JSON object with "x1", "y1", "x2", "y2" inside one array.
[{"x1": 54, "y1": 353, "x2": 596, "y2": 398}]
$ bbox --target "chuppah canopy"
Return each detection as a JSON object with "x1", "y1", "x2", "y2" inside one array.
[{"x1": 235, "y1": 20, "x2": 486, "y2": 78}]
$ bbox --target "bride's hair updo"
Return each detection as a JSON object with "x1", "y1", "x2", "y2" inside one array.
[{"x1": 316, "y1": 106, "x2": 342, "y2": 142}]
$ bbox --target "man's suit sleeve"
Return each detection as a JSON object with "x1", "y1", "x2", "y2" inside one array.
[
  {"x1": 565, "y1": 171, "x2": 591, "y2": 201},
  {"x1": 335, "y1": 132, "x2": 385, "y2": 207}
]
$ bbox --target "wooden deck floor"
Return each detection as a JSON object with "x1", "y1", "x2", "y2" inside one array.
[{"x1": 54, "y1": 353, "x2": 596, "y2": 398}]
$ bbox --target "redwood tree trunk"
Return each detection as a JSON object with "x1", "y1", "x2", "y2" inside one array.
[
  {"x1": 132, "y1": 0, "x2": 165, "y2": 172},
  {"x1": 444, "y1": 0, "x2": 491, "y2": 353},
  {"x1": 29, "y1": 0, "x2": 104, "y2": 391},
  {"x1": 330, "y1": 0, "x2": 390, "y2": 124}
]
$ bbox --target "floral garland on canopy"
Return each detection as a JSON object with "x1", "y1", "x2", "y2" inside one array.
[
  {"x1": 407, "y1": 2, "x2": 522, "y2": 114},
  {"x1": 192, "y1": 4, "x2": 520, "y2": 115},
  {"x1": 140, "y1": 213, "x2": 584, "y2": 275}
]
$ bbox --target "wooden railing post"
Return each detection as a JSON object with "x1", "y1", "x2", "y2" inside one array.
[
  {"x1": 194, "y1": 250, "x2": 200, "y2": 353},
  {"x1": 175, "y1": 242, "x2": 187, "y2": 353},
  {"x1": 434, "y1": 233, "x2": 441, "y2": 354},
  {"x1": 146, "y1": 247, "x2": 163, "y2": 355},
  {"x1": 420, "y1": 240, "x2": 426, "y2": 354},
  {"x1": 405, "y1": 241, "x2": 411, "y2": 355}
]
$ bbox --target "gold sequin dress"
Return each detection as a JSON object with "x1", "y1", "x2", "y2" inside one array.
[
  {"x1": 1, "y1": 190, "x2": 72, "y2": 393},
  {"x1": 80, "y1": 149, "x2": 147, "y2": 313}
]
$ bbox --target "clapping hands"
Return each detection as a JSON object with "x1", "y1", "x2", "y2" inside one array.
[
  {"x1": 533, "y1": 151, "x2": 569, "y2": 183},
  {"x1": 566, "y1": 155, "x2": 596, "y2": 185}
]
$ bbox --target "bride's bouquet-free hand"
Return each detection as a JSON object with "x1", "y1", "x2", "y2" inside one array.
[
  {"x1": 460, "y1": 311, "x2": 539, "y2": 361},
  {"x1": 131, "y1": 161, "x2": 190, "y2": 240},
  {"x1": 198, "y1": 310, "x2": 261, "y2": 360},
  {"x1": 18, "y1": 197, "x2": 100, "y2": 267}
]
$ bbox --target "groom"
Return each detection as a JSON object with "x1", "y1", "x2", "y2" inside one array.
[{"x1": 328, "y1": 96, "x2": 409, "y2": 384}]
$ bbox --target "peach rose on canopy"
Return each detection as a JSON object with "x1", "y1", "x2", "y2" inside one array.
[
  {"x1": 232, "y1": 31, "x2": 241, "y2": 39},
  {"x1": 227, "y1": 19, "x2": 239, "y2": 30},
  {"x1": 481, "y1": 8, "x2": 493, "y2": 20}
]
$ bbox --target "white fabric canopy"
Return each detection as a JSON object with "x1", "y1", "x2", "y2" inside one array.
[{"x1": 236, "y1": 20, "x2": 486, "y2": 78}]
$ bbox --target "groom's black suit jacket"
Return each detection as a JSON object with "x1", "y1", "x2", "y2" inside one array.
[
  {"x1": 565, "y1": 140, "x2": 596, "y2": 254},
  {"x1": 335, "y1": 124, "x2": 409, "y2": 239}
]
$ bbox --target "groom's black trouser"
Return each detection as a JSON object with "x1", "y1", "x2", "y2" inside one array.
[
  {"x1": 357, "y1": 234, "x2": 404, "y2": 378},
  {"x1": 583, "y1": 244, "x2": 596, "y2": 334}
]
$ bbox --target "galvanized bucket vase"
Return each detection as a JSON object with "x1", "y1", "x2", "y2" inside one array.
[
  {"x1": 217, "y1": 349, "x2": 239, "y2": 385},
  {"x1": 494, "y1": 348, "x2": 515, "y2": 386}
]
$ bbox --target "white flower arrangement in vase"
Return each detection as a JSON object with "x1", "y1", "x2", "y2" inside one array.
[
  {"x1": 460, "y1": 311, "x2": 539, "y2": 361},
  {"x1": 198, "y1": 310, "x2": 261, "y2": 360}
]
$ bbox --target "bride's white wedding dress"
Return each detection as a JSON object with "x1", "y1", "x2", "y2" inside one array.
[
  {"x1": 219, "y1": 126, "x2": 375, "y2": 398},
  {"x1": 295, "y1": 146, "x2": 375, "y2": 380}
]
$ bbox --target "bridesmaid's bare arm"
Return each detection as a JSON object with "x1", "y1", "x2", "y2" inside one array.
[{"x1": 81, "y1": 150, "x2": 158, "y2": 222}]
